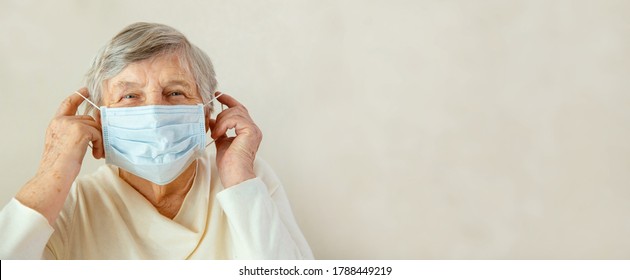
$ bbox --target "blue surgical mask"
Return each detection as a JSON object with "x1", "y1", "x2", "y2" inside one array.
[
  {"x1": 100, "y1": 104, "x2": 206, "y2": 185},
  {"x1": 76, "y1": 92, "x2": 222, "y2": 185}
]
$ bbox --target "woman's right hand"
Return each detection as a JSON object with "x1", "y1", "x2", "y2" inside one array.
[
  {"x1": 15, "y1": 88, "x2": 103, "y2": 225},
  {"x1": 39, "y1": 88, "x2": 104, "y2": 179}
]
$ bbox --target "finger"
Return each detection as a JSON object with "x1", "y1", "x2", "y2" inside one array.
[
  {"x1": 207, "y1": 118, "x2": 222, "y2": 140},
  {"x1": 214, "y1": 92, "x2": 244, "y2": 109},
  {"x1": 211, "y1": 108, "x2": 238, "y2": 138},
  {"x1": 85, "y1": 124, "x2": 105, "y2": 159},
  {"x1": 208, "y1": 118, "x2": 217, "y2": 132},
  {"x1": 73, "y1": 115, "x2": 99, "y2": 122},
  {"x1": 211, "y1": 114, "x2": 258, "y2": 140},
  {"x1": 209, "y1": 116, "x2": 228, "y2": 140},
  {"x1": 86, "y1": 120, "x2": 104, "y2": 159},
  {"x1": 214, "y1": 103, "x2": 252, "y2": 124},
  {"x1": 211, "y1": 109, "x2": 241, "y2": 139},
  {"x1": 92, "y1": 131, "x2": 105, "y2": 159},
  {"x1": 208, "y1": 118, "x2": 239, "y2": 143},
  {"x1": 56, "y1": 88, "x2": 89, "y2": 117},
  {"x1": 57, "y1": 114, "x2": 100, "y2": 127},
  {"x1": 70, "y1": 116, "x2": 104, "y2": 159},
  {"x1": 62, "y1": 116, "x2": 104, "y2": 159}
]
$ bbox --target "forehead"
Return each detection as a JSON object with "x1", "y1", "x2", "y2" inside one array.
[{"x1": 107, "y1": 53, "x2": 195, "y2": 90}]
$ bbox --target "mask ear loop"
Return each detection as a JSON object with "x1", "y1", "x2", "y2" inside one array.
[
  {"x1": 74, "y1": 91, "x2": 101, "y2": 111},
  {"x1": 205, "y1": 92, "x2": 224, "y2": 148},
  {"x1": 203, "y1": 92, "x2": 223, "y2": 107}
]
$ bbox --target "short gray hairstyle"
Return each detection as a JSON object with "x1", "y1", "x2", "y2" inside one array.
[{"x1": 85, "y1": 22, "x2": 218, "y2": 115}]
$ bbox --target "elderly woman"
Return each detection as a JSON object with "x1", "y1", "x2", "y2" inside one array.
[{"x1": 0, "y1": 22, "x2": 313, "y2": 259}]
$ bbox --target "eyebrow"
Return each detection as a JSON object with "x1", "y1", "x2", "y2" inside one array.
[
  {"x1": 164, "y1": 80, "x2": 193, "y2": 90},
  {"x1": 113, "y1": 81, "x2": 140, "y2": 91},
  {"x1": 113, "y1": 80, "x2": 193, "y2": 90}
]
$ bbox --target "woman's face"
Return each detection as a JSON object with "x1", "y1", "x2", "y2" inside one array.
[{"x1": 102, "y1": 52, "x2": 203, "y2": 108}]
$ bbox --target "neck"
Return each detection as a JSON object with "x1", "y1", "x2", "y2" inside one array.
[{"x1": 120, "y1": 160, "x2": 197, "y2": 219}]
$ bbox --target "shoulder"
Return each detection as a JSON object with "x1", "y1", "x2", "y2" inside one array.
[
  {"x1": 75, "y1": 165, "x2": 120, "y2": 193},
  {"x1": 67, "y1": 164, "x2": 128, "y2": 208}
]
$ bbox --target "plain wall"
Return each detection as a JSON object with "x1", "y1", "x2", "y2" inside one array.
[{"x1": 0, "y1": 0, "x2": 628, "y2": 259}]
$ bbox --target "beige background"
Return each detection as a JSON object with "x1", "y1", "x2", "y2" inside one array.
[{"x1": 1, "y1": 0, "x2": 629, "y2": 259}]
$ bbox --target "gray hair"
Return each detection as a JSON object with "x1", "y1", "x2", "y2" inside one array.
[{"x1": 84, "y1": 22, "x2": 218, "y2": 115}]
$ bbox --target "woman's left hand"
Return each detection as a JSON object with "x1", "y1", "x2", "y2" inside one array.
[{"x1": 209, "y1": 92, "x2": 263, "y2": 188}]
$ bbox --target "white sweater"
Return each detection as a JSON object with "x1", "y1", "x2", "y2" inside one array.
[{"x1": 0, "y1": 152, "x2": 313, "y2": 259}]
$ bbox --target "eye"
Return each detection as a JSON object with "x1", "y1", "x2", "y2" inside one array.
[
  {"x1": 122, "y1": 94, "x2": 137, "y2": 99},
  {"x1": 169, "y1": 91, "x2": 184, "y2": 97}
]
